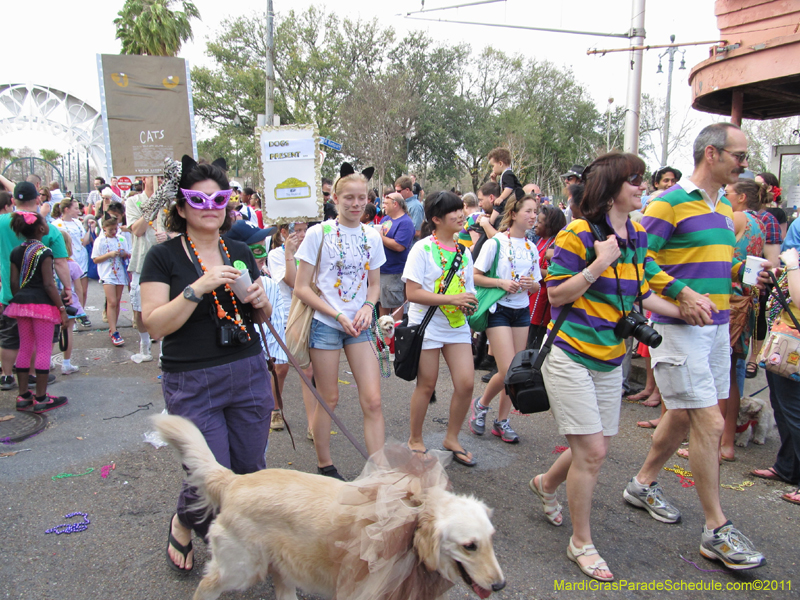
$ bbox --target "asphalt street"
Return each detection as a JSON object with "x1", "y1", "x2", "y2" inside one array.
[{"x1": 1, "y1": 280, "x2": 797, "y2": 600}]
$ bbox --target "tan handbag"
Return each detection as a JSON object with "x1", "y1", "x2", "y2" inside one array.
[
  {"x1": 758, "y1": 271, "x2": 800, "y2": 382},
  {"x1": 284, "y1": 233, "x2": 324, "y2": 368}
]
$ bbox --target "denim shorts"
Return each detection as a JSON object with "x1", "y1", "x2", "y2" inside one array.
[
  {"x1": 487, "y1": 304, "x2": 531, "y2": 329},
  {"x1": 309, "y1": 318, "x2": 370, "y2": 350}
]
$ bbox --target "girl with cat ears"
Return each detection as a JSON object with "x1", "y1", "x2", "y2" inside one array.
[{"x1": 293, "y1": 162, "x2": 386, "y2": 481}]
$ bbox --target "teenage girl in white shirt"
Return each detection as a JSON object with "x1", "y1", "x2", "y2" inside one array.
[
  {"x1": 402, "y1": 191, "x2": 479, "y2": 466},
  {"x1": 293, "y1": 166, "x2": 386, "y2": 480},
  {"x1": 470, "y1": 195, "x2": 541, "y2": 443}
]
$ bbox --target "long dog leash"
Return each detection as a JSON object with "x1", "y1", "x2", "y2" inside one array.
[{"x1": 257, "y1": 319, "x2": 370, "y2": 460}]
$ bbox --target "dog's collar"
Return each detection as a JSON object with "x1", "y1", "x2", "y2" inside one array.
[{"x1": 735, "y1": 419, "x2": 758, "y2": 434}]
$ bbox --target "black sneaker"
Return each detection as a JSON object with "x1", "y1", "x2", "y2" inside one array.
[
  {"x1": 77, "y1": 316, "x2": 92, "y2": 327},
  {"x1": 28, "y1": 373, "x2": 57, "y2": 388},
  {"x1": 0, "y1": 375, "x2": 14, "y2": 390},
  {"x1": 481, "y1": 368, "x2": 497, "y2": 383},
  {"x1": 317, "y1": 465, "x2": 345, "y2": 481},
  {"x1": 32, "y1": 394, "x2": 68, "y2": 413}
]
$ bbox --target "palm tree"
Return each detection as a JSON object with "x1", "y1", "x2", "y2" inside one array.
[{"x1": 114, "y1": 0, "x2": 201, "y2": 57}]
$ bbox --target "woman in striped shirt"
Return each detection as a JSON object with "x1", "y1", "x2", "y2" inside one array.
[{"x1": 529, "y1": 153, "x2": 685, "y2": 582}]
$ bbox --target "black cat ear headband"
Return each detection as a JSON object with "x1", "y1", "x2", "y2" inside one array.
[
  {"x1": 179, "y1": 155, "x2": 229, "y2": 189},
  {"x1": 339, "y1": 162, "x2": 374, "y2": 182}
]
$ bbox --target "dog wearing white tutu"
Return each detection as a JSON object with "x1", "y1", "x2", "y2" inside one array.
[{"x1": 153, "y1": 414, "x2": 505, "y2": 600}]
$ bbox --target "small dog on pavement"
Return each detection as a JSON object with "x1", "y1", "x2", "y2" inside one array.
[
  {"x1": 154, "y1": 414, "x2": 506, "y2": 600},
  {"x1": 735, "y1": 396, "x2": 776, "y2": 447}
]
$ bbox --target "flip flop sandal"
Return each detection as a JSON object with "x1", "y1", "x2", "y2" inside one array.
[
  {"x1": 745, "y1": 362, "x2": 758, "y2": 379},
  {"x1": 637, "y1": 419, "x2": 659, "y2": 429},
  {"x1": 641, "y1": 398, "x2": 662, "y2": 408},
  {"x1": 166, "y1": 516, "x2": 193, "y2": 573},
  {"x1": 781, "y1": 489, "x2": 800, "y2": 505},
  {"x1": 750, "y1": 467, "x2": 792, "y2": 483},
  {"x1": 442, "y1": 447, "x2": 477, "y2": 467}
]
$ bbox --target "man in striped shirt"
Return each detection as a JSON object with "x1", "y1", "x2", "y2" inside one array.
[{"x1": 622, "y1": 123, "x2": 766, "y2": 570}]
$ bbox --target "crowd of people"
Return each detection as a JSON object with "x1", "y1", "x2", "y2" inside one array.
[{"x1": 2, "y1": 121, "x2": 799, "y2": 583}]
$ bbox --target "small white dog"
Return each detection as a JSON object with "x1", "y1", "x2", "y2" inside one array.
[
  {"x1": 735, "y1": 396, "x2": 776, "y2": 447},
  {"x1": 377, "y1": 315, "x2": 396, "y2": 342},
  {"x1": 154, "y1": 415, "x2": 505, "y2": 600}
]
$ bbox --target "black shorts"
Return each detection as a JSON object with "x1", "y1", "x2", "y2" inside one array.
[{"x1": 0, "y1": 313, "x2": 19, "y2": 350}]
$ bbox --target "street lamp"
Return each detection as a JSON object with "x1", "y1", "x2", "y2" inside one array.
[
  {"x1": 606, "y1": 98, "x2": 614, "y2": 152},
  {"x1": 656, "y1": 35, "x2": 687, "y2": 166}
]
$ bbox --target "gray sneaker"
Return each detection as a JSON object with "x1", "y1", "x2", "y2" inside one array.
[
  {"x1": 469, "y1": 397, "x2": 489, "y2": 436},
  {"x1": 700, "y1": 521, "x2": 765, "y2": 570},
  {"x1": 623, "y1": 478, "x2": 681, "y2": 523},
  {"x1": 492, "y1": 419, "x2": 520, "y2": 443}
]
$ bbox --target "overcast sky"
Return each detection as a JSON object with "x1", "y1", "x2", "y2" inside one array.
[{"x1": 4, "y1": 0, "x2": 722, "y2": 173}]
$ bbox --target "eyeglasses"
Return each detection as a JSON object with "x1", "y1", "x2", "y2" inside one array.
[
  {"x1": 180, "y1": 188, "x2": 233, "y2": 210},
  {"x1": 627, "y1": 173, "x2": 645, "y2": 186},
  {"x1": 718, "y1": 148, "x2": 749, "y2": 163},
  {"x1": 248, "y1": 244, "x2": 268, "y2": 259}
]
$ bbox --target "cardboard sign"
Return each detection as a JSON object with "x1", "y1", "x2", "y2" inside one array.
[
  {"x1": 97, "y1": 54, "x2": 197, "y2": 176},
  {"x1": 258, "y1": 125, "x2": 322, "y2": 224}
]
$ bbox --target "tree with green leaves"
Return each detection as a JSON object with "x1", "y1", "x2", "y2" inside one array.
[
  {"x1": 114, "y1": 0, "x2": 200, "y2": 57},
  {"x1": 0, "y1": 147, "x2": 13, "y2": 170}
]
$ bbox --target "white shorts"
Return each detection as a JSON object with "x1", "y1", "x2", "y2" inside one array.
[
  {"x1": 542, "y1": 345, "x2": 623, "y2": 436},
  {"x1": 651, "y1": 323, "x2": 729, "y2": 410},
  {"x1": 130, "y1": 272, "x2": 142, "y2": 312}
]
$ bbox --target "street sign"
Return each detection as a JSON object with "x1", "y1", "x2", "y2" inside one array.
[
  {"x1": 319, "y1": 137, "x2": 342, "y2": 152},
  {"x1": 117, "y1": 176, "x2": 132, "y2": 191}
]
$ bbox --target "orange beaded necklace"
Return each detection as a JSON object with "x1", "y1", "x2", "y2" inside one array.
[{"x1": 185, "y1": 234, "x2": 250, "y2": 341}]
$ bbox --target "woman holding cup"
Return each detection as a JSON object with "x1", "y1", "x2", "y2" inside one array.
[{"x1": 140, "y1": 156, "x2": 274, "y2": 573}]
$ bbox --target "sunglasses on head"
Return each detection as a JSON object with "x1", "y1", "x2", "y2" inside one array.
[
  {"x1": 180, "y1": 188, "x2": 233, "y2": 210},
  {"x1": 627, "y1": 173, "x2": 644, "y2": 186},
  {"x1": 248, "y1": 244, "x2": 268, "y2": 259}
]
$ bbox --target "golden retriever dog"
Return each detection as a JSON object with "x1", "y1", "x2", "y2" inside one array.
[{"x1": 154, "y1": 415, "x2": 505, "y2": 600}]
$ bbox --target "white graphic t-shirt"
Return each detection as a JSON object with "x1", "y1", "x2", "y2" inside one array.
[
  {"x1": 474, "y1": 232, "x2": 541, "y2": 309},
  {"x1": 295, "y1": 220, "x2": 386, "y2": 332},
  {"x1": 402, "y1": 235, "x2": 475, "y2": 344}
]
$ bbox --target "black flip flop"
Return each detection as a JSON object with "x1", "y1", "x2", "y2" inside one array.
[
  {"x1": 745, "y1": 362, "x2": 758, "y2": 379},
  {"x1": 442, "y1": 447, "x2": 477, "y2": 467},
  {"x1": 166, "y1": 516, "x2": 193, "y2": 573},
  {"x1": 750, "y1": 467, "x2": 792, "y2": 484}
]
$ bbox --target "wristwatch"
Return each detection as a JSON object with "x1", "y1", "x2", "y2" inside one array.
[{"x1": 183, "y1": 285, "x2": 202, "y2": 303}]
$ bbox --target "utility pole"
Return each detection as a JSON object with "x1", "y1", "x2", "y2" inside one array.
[
  {"x1": 265, "y1": 0, "x2": 275, "y2": 126},
  {"x1": 657, "y1": 34, "x2": 686, "y2": 166},
  {"x1": 606, "y1": 98, "x2": 614, "y2": 152},
  {"x1": 623, "y1": 0, "x2": 645, "y2": 155}
]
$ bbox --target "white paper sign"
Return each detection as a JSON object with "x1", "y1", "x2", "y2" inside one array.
[
  {"x1": 258, "y1": 125, "x2": 322, "y2": 224},
  {"x1": 263, "y1": 137, "x2": 316, "y2": 162}
]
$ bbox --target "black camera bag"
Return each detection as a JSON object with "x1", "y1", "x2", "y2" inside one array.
[{"x1": 504, "y1": 302, "x2": 572, "y2": 414}]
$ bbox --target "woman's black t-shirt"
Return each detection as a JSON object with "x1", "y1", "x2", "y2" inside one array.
[
  {"x1": 140, "y1": 236, "x2": 262, "y2": 373},
  {"x1": 9, "y1": 244, "x2": 55, "y2": 306}
]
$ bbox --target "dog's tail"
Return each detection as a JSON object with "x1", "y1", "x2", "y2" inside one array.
[{"x1": 153, "y1": 414, "x2": 235, "y2": 514}]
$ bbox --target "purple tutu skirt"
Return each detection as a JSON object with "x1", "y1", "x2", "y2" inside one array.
[{"x1": 4, "y1": 303, "x2": 61, "y2": 324}]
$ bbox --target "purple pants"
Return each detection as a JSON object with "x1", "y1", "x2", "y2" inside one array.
[{"x1": 162, "y1": 353, "x2": 274, "y2": 539}]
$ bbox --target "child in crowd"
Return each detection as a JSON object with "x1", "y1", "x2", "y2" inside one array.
[
  {"x1": 7, "y1": 211, "x2": 69, "y2": 413},
  {"x1": 267, "y1": 222, "x2": 317, "y2": 437},
  {"x1": 487, "y1": 147, "x2": 524, "y2": 226},
  {"x1": 58, "y1": 229, "x2": 85, "y2": 375},
  {"x1": 92, "y1": 215, "x2": 130, "y2": 347}
]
